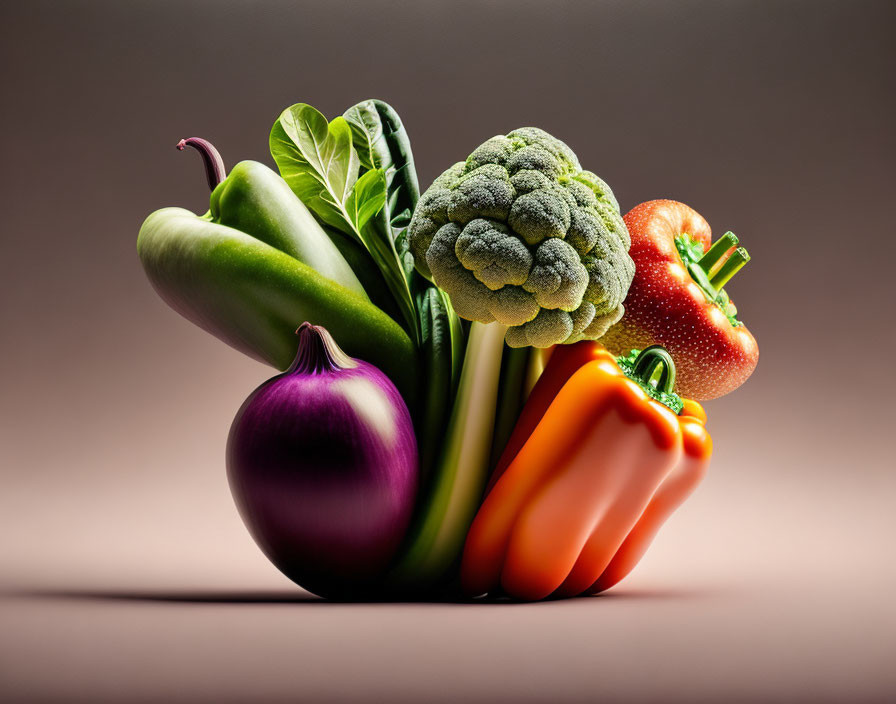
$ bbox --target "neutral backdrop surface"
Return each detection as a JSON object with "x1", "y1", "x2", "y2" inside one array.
[{"x1": 2, "y1": 1, "x2": 895, "y2": 701}]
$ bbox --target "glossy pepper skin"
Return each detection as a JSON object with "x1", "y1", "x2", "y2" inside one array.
[
  {"x1": 137, "y1": 138, "x2": 418, "y2": 404},
  {"x1": 489, "y1": 341, "x2": 605, "y2": 492},
  {"x1": 461, "y1": 346, "x2": 711, "y2": 601},
  {"x1": 600, "y1": 200, "x2": 758, "y2": 400}
]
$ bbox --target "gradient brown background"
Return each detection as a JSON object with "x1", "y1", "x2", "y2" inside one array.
[{"x1": 2, "y1": 0, "x2": 894, "y2": 701}]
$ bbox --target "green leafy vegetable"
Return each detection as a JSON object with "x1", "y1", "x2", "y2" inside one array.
[
  {"x1": 345, "y1": 169, "x2": 387, "y2": 235},
  {"x1": 270, "y1": 104, "x2": 377, "y2": 233},
  {"x1": 344, "y1": 99, "x2": 421, "y2": 252},
  {"x1": 342, "y1": 100, "x2": 466, "y2": 479},
  {"x1": 344, "y1": 100, "x2": 423, "y2": 339},
  {"x1": 271, "y1": 102, "x2": 418, "y2": 339},
  {"x1": 416, "y1": 287, "x2": 465, "y2": 480},
  {"x1": 271, "y1": 99, "x2": 469, "y2": 509}
]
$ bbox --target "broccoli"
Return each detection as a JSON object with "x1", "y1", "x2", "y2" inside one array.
[{"x1": 408, "y1": 127, "x2": 635, "y2": 348}]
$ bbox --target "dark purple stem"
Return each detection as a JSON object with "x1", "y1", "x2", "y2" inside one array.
[
  {"x1": 288, "y1": 322, "x2": 358, "y2": 374},
  {"x1": 176, "y1": 137, "x2": 226, "y2": 190}
]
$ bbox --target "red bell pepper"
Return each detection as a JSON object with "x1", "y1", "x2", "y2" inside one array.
[{"x1": 600, "y1": 200, "x2": 758, "y2": 400}]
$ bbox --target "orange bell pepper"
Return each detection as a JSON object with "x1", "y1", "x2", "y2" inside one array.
[
  {"x1": 461, "y1": 345, "x2": 711, "y2": 601},
  {"x1": 489, "y1": 342, "x2": 607, "y2": 492}
]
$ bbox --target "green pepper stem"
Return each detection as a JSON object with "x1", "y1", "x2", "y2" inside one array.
[
  {"x1": 697, "y1": 231, "x2": 739, "y2": 272},
  {"x1": 176, "y1": 137, "x2": 226, "y2": 190},
  {"x1": 709, "y1": 247, "x2": 750, "y2": 289},
  {"x1": 631, "y1": 345, "x2": 677, "y2": 395}
]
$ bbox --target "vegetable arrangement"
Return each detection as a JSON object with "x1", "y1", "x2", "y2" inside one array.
[{"x1": 137, "y1": 98, "x2": 758, "y2": 600}]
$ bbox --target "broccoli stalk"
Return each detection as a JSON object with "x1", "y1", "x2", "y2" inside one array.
[{"x1": 391, "y1": 320, "x2": 508, "y2": 590}]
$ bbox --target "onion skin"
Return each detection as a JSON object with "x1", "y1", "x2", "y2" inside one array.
[{"x1": 226, "y1": 323, "x2": 418, "y2": 599}]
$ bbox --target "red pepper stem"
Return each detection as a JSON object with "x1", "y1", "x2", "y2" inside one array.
[
  {"x1": 631, "y1": 345, "x2": 677, "y2": 395},
  {"x1": 176, "y1": 137, "x2": 226, "y2": 191},
  {"x1": 697, "y1": 231, "x2": 739, "y2": 273},
  {"x1": 709, "y1": 247, "x2": 750, "y2": 289}
]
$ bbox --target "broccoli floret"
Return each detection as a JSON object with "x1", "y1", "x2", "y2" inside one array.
[{"x1": 408, "y1": 127, "x2": 634, "y2": 348}]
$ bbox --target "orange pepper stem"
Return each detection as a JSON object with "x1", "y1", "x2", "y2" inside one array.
[
  {"x1": 617, "y1": 346, "x2": 684, "y2": 414},
  {"x1": 631, "y1": 346, "x2": 676, "y2": 395}
]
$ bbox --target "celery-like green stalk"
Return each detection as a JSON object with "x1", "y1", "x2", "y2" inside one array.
[
  {"x1": 489, "y1": 346, "x2": 530, "y2": 472},
  {"x1": 522, "y1": 347, "x2": 552, "y2": 402},
  {"x1": 390, "y1": 321, "x2": 508, "y2": 589}
]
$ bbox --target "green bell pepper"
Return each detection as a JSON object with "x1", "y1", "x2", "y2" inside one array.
[{"x1": 137, "y1": 138, "x2": 417, "y2": 403}]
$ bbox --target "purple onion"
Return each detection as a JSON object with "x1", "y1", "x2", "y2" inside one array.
[{"x1": 226, "y1": 322, "x2": 418, "y2": 599}]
